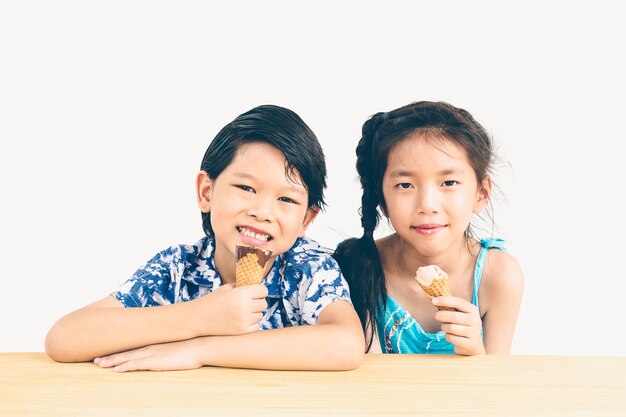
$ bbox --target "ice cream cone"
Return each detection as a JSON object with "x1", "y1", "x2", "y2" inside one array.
[
  {"x1": 415, "y1": 265, "x2": 455, "y2": 311},
  {"x1": 235, "y1": 245, "x2": 273, "y2": 287}
]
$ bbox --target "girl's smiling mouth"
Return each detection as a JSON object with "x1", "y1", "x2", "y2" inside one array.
[{"x1": 412, "y1": 224, "x2": 447, "y2": 235}]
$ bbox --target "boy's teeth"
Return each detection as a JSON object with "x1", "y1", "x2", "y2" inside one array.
[{"x1": 238, "y1": 227, "x2": 270, "y2": 241}]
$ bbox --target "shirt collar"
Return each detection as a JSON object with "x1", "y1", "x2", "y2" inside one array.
[{"x1": 180, "y1": 236, "x2": 285, "y2": 297}]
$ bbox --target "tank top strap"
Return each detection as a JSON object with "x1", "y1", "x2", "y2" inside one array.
[{"x1": 472, "y1": 238, "x2": 506, "y2": 305}]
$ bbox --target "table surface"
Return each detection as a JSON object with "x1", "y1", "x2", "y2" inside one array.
[{"x1": 1, "y1": 353, "x2": 625, "y2": 417}]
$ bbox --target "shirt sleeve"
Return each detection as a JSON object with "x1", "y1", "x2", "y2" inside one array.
[
  {"x1": 298, "y1": 256, "x2": 352, "y2": 325},
  {"x1": 112, "y1": 246, "x2": 181, "y2": 307}
]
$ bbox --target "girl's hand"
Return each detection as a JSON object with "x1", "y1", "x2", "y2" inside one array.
[
  {"x1": 94, "y1": 339, "x2": 205, "y2": 372},
  {"x1": 191, "y1": 283, "x2": 268, "y2": 336},
  {"x1": 432, "y1": 296, "x2": 486, "y2": 356}
]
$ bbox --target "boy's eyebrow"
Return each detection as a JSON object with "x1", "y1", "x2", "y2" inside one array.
[
  {"x1": 232, "y1": 172, "x2": 256, "y2": 180},
  {"x1": 232, "y1": 172, "x2": 307, "y2": 195}
]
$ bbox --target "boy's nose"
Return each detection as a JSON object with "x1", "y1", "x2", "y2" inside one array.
[{"x1": 246, "y1": 197, "x2": 274, "y2": 222}]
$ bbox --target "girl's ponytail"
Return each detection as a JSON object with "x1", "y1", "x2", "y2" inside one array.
[{"x1": 334, "y1": 112, "x2": 389, "y2": 352}]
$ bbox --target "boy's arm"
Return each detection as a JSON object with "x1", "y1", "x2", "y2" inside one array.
[
  {"x1": 95, "y1": 300, "x2": 365, "y2": 371},
  {"x1": 45, "y1": 284, "x2": 268, "y2": 362}
]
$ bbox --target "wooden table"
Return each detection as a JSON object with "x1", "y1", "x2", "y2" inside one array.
[{"x1": 1, "y1": 353, "x2": 625, "y2": 416}]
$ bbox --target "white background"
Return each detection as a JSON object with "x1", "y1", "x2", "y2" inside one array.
[{"x1": 1, "y1": 1, "x2": 625, "y2": 356}]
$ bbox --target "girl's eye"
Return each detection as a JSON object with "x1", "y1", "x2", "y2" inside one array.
[
  {"x1": 278, "y1": 196, "x2": 298, "y2": 204},
  {"x1": 235, "y1": 185, "x2": 255, "y2": 193},
  {"x1": 395, "y1": 183, "x2": 413, "y2": 189},
  {"x1": 442, "y1": 180, "x2": 459, "y2": 187}
]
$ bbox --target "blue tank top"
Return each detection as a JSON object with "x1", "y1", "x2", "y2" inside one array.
[{"x1": 375, "y1": 238, "x2": 505, "y2": 354}]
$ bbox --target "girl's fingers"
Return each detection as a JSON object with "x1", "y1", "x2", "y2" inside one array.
[
  {"x1": 444, "y1": 331, "x2": 486, "y2": 355},
  {"x1": 434, "y1": 309, "x2": 479, "y2": 327},
  {"x1": 440, "y1": 323, "x2": 475, "y2": 338},
  {"x1": 444, "y1": 333, "x2": 475, "y2": 353},
  {"x1": 432, "y1": 296, "x2": 474, "y2": 313}
]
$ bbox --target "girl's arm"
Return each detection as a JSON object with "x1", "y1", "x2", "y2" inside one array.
[
  {"x1": 94, "y1": 300, "x2": 365, "y2": 371},
  {"x1": 431, "y1": 251, "x2": 524, "y2": 355},
  {"x1": 45, "y1": 284, "x2": 268, "y2": 362},
  {"x1": 480, "y1": 251, "x2": 525, "y2": 353}
]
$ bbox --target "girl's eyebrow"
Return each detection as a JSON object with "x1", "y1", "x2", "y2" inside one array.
[
  {"x1": 438, "y1": 168, "x2": 465, "y2": 176},
  {"x1": 388, "y1": 167, "x2": 466, "y2": 178},
  {"x1": 387, "y1": 169, "x2": 414, "y2": 178}
]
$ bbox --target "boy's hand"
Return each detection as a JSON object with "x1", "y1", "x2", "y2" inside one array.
[
  {"x1": 432, "y1": 296, "x2": 486, "y2": 356},
  {"x1": 191, "y1": 283, "x2": 268, "y2": 336},
  {"x1": 94, "y1": 339, "x2": 205, "y2": 372}
]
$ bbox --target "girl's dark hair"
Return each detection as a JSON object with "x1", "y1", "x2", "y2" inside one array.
[
  {"x1": 200, "y1": 105, "x2": 327, "y2": 236},
  {"x1": 333, "y1": 101, "x2": 495, "y2": 351}
]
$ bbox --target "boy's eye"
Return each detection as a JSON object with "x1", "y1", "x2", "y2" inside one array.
[
  {"x1": 395, "y1": 183, "x2": 413, "y2": 189},
  {"x1": 235, "y1": 185, "x2": 255, "y2": 193},
  {"x1": 278, "y1": 196, "x2": 299, "y2": 204},
  {"x1": 442, "y1": 180, "x2": 459, "y2": 187}
]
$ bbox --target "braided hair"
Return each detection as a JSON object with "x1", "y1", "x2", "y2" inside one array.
[{"x1": 334, "y1": 101, "x2": 495, "y2": 351}]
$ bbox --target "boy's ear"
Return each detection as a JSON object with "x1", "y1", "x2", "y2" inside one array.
[
  {"x1": 473, "y1": 176, "x2": 492, "y2": 213},
  {"x1": 196, "y1": 171, "x2": 214, "y2": 213},
  {"x1": 298, "y1": 205, "x2": 320, "y2": 237}
]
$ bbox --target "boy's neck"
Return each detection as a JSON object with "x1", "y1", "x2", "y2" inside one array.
[{"x1": 213, "y1": 247, "x2": 236, "y2": 285}]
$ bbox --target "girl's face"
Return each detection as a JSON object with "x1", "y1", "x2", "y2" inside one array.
[
  {"x1": 381, "y1": 133, "x2": 490, "y2": 258},
  {"x1": 197, "y1": 142, "x2": 317, "y2": 270}
]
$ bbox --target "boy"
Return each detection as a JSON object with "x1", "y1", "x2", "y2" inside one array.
[{"x1": 45, "y1": 105, "x2": 364, "y2": 371}]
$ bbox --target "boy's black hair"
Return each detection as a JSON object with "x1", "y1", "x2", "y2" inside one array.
[
  {"x1": 333, "y1": 101, "x2": 495, "y2": 352},
  {"x1": 200, "y1": 105, "x2": 327, "y2": 236}
]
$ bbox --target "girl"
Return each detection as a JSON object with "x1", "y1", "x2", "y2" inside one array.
[
  {"x1": 46, "y1": 105, "x2": 364, "y2": 371},
  {"x1": 334, "y1": 101, "x2": 524, "y2": 355}
]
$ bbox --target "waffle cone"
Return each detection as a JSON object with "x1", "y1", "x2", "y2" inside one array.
[
  {"x1": 235, "y1": 246, "x2": 272, "y2": 287},
  {"x1": 417, "y1": 277, "x2": 456, "y2": 312}
]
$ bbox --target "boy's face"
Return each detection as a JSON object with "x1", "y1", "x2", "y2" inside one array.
[{"x1": 197, "y1": 142, "x2": 317, "y2": 273}]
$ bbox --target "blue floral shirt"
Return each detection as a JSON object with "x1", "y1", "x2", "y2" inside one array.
[{"x1": 113, "y1": 236, "x2": 351, "y2": 329}]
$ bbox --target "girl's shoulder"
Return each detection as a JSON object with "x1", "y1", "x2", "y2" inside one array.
[{"x1": 479, "y1": 245, "x2": 524, "y2": 301}]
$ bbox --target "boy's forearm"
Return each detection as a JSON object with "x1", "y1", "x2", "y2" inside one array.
[
  {"x1": 194, "y1": 322, "x2": 365, "y2": 371},
  {"x1": 45, "y1": 299, "x2": 200, "y2": 362}
]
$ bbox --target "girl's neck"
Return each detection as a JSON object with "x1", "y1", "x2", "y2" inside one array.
[{"x1": 390, "y1": 233, "x2": 476, "y2": 281}]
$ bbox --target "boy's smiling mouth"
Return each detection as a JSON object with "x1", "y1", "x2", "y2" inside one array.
[{"x1": 237, "y1": 226, "x2": 273, "y2": 242}]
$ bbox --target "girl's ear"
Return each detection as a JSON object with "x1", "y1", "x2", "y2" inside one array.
[
  {"x1": 196, "y1": 171, "x2": 214, "y2": 213},
  {"x1": 473, "y1": 176, "x2": 492, "y2": 213},
  {"x1": 298, "y1": 205, "x2": 320, "y2": 237}
]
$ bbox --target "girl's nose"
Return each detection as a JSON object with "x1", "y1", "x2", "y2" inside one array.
[{"x1": 417, "y1": 187, "x2": 439, "y2": 214}]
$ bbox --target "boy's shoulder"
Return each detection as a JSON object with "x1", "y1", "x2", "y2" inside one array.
[
  {"x1": 284, "y1": 236, "x2": 334, "y2": 260},
  {"x1": 281, "y1": 236, "x2": 339, "y2": 272}
]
